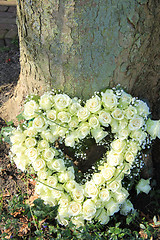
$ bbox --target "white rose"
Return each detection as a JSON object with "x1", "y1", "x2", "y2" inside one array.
[
  {"x1": 51, "y1": 159, "x2": 66, "y2": 172},
  {"x1": 24, "y1": 127, "x2": 38, "y2": 138},
  {"x1": 56, "y1": 126, "x2": 67, "y2": 138},
  {"x1": 11, "y1": 144, "x2": 26, "y2": 155},
  {"x1": 118, "y1": 91, "x2": 132, "y2": 109},
  {"x1": 118, "y1": 128, "x2": 130, "y2": 140},
  {"x1": 58, "y1": 193, "x2": 71, "y2": 208},
  {"x1": 101, "y1": 165, "x2": 115, "y2": 180},
  {"x1": 47, "y1": 175, "x2": 58, "y2": 188},
  {"x1": 77, "y1": 123, "x2": 90, "y2": 139},
  {"x1": 65, "y1": 133, "x2": 76, "y2": 147},
  {"x1": 99, "y1": 188, "x2": 110, "y2": 201},
  {"x1": 128, "y1": 115, "x2": 144, "y2": 131},
  {"x1": 72, "y1": 187, "x2": 84, "y2": 202},
  {"x1": 68, "y1": 201, "x2": 82, "y2": 216},
  {"x1": 111, "y1": 108, "x2": 124, "y2": 120},
  {"x1": 130, "y1": 130, "x2": 147, "y2": 144},
  {"x1": 92, "y1": 172, "x2": 105, "y2": 186},
  {"x1": 89, "y1": 115, "x2": 100, "y2": 129},
  {"x1": 97, "y1": 209, "x2": 109, "y2": 224},
  {"x1": 13, "y1": 155, "x2": 30, "y2": 172},
  {"x1": 71, "y1": 216, "x2": 84, "y2": 228},
  {"x1": 10, "y1": 130, "x2": 26, "y2": 144},
  {"x1": 105, "y1": 198, "x2": 120, "y2": 216},
  {"x1": 120, "y1": 200, "x2": 134, "y2": 216},
  {"x1": 135, "y1": 100, "x2": 150, "y2": 118},
  {"x1": 119, "y1": 119, "x2": 128, "y2": 130},
  {"x1": 86, "y1": 95, "x2": 101, "y2": 113},
  {"x1": 125, "y1": 151, "x2": 135, "y2": 164},
  {"x1": 32, "y1": 116, "x2": 46, "y2": 131},
  {"x1": 42, "y1": 148, "x2": 56, "y2": 161},
  {"x1": 25, "y1": 147, "x2": 38, "y2": 161},
  {"x1": 102, "y1": 90, "x2": 117, "y2": 110},
  {"x1": 85, "y1": 181, "x2": 99, "y2": 198},
  {"x1": 113, "y1": 188, "x2": 129, "y2": 204},
  {"x1": 57, "y1": 111, "x2": 71, "y2": 123},
  {"x1": 77, "y1": 107, "x2": 90, "y2": 121},
  {"x1": 69, "y1": 101, "x2": 81, "y2": 114},
  {"x1": 127, "y1": 141, "x2": 140, "y2": 155},
  {"x1": 58, "y1": 168, "x2": 75, "y2": 183},
  {"x1": 54, "y1": 94, "x2": 71, "y2": 110},
  {"x1": 37, "y1": 168, "x2": 51, "y2": 180},
  {"x1": 32, "y1": 158, "x2": 45, "y2": 171},
  {"x1": 23, "y1": 100, "x2": 39, "y2": 120},
  {"x1": 46, "y1": 109, "x2": 57, "y2": 121},
  {"x1": 98, "y1": 110, "x2": 112, "y2": 127},
  {"x1": 91, "y1": 127, "x2": 108, "y2": 143},
  {"x1": 111, "y1": 139, "x2": 126, "y2": 153},
  {"x1": 41, "y1": 130, "x2": 55, "y2": 143},
  {"x1": 65, "y1": 180, "x2": 78, "y2": 192},
  {"x1": 110, "y1": 119, "x2": 119, "y2": 133},
  {"x1": 107, "y1": 150, "x2": 123, "y2": 167},
  {"x1": 39, "y1": 93, "x2": 53, "y2": 110},
  {"x1": 68, "y1": 117, "x2": 79, "y2": 129},
  {"x1": 56, "y1": 215, "x2": 69, "y2": 226},
  {"x1": 136, "y1": 178, "x2": 151, "y2": 195},
  {"x1": 146, "y1": 119, "x2": 160, "y2": 139},
  {"x1": 25, "y1": 138, "x2": 37, "y2": 148},
  {"x1": 124, "y1": 106, "x2": 137, "y2": 119},
  {"x1": 108, "y1": 180, "x2": 121, "y2": 192},
  {"x1": 83, "y1": 199, "x2": 96, "y2": 220},
  {"x1": 37, "y1": 140, "x2": 49, "y2": 150}
]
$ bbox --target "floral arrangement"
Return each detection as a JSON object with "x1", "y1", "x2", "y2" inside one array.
[{"x1": 9, "y1": 87, "x2": 160, "y2": 228}]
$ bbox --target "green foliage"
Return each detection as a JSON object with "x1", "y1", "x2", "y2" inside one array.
[{"x1": 0, "y1": 120, "x2": 14, "y2": 144}]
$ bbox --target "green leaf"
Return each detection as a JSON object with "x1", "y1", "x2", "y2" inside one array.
[{"x1": 16, "y1": 112, "x2": 25, "y2": 122}]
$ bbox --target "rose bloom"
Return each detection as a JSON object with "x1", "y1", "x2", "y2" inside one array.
[
  {"x1": 146, "y1": 119, "x2": 160, "y2": 139},
  {"x1": 128, "y1": 115, "x2": 144, "y2": 131},
  {"x1": 77, "y1": 107, "x2": 90, "y2": 121},
  {"x1": 54, "y1": 94, "x2": 72, "y2": 110},
  {"x1": 56, "y1": 215, "x2": 69, "y2": 227},
  {"x1": 46, "y1": 109, "x2": 57, "y2": 121},
  {"x1": 68, "y1": 201, "x2": 82, "y2": 216},
  {"x1": 119, "y1": 119, "x2": 128, "y2": 129},
  {"x1": 135, "y1": 100, "x2": 150, "y2": 118},
  {"x1": 101, "y1": 165, "x2": 115, "y2": 180},
  {"x1": 65, "y1": 133, "x2": 76, "y2": 147},
  {"x1": 24, "y1": 127, "x2": 38, "y2": 138},
  {"x1": 83, "y1": 199, "x2": 96, "y2": 220},
  {"x1": 107, "y1": 150, "x2": 123, "y2": 167},
  {"x1": 84, "y1": 181, "x2": 99, "y2": 198},
  {"x1": 10, "y1": 130, "x2": 26, "y2": 144},
  {"x1": 111, "y1": 108, "x2": 124, "y2": 120},
  {"x1": 41, "y1": 130, "x2": 55, "y2": 143},
  {"x1": 92, "y1": 172, "x2": 105, "y2": 186},
  {"x1": 58, "y1": 167, "x2": 75, "y2": 183},
  {"x1": 72, "y1": 187, "x2": 84, "y2": 202},
  {"x1": 71, "y1": 216, "x2": 84, "y2": 228},
  {"x1": 13, "y1": 155, "x2": 30, "y2": 172},
  {"x1": 37, "y1": 168, "x2": 51, "y2": 180},
  {"x1": 124, "y1": 106, "x2": 137, "y2": 119},
  {"x1": 11, "y1": 144, "x2": 26, "y2": 155},
  {"x1": 110, "y1": 119, "x2": 119, "y2": 133},
  {"x1": 65, "y1": 180, "x2": 78, "y2": 192},
  {"x1": 108, "y1": 180, "x2": 121, "y2": 192},
  {"x1": 118, "y1": 128, "x2": 130, "y2": 140},
  {"x1": 99, "y1": 188, "x2": 110, "y2": 201},
  {"x1": 77, "y1": 123, "x2": 90, "y2": 139},
  {"x1": 42, "y1": 148, "x2": 56, "y2": 161},
  {"x1": 136, "y1": 178, "x2": 151, "y2": 195},
  {"x1": 68, "y1": 117, "x2": 79, "y2": 129},
  {"x1": 69, "y1": 101, "x2": 81, "y2": 114},
  {"x1": 111, "y1": 139, "x2": 126, "y2": 153},
  {"x1": 39, "y1": 93, "x2": 53, "y2": 110},
  {"x1": 101, "y1": 90, "x2": 117, "y2": 110},
  {"x1": 51, "y1": 159, "x2": 66, "y2": 172},
  {"x1": 32, "y1": 116, "x2": 46, "y2": 131},
  {"x1": 130, "y1": 130, "x2": 147, "y2": 144},
  {"x1": 127, "y1": 141, "x2": 140, "y2": 155},
  {"x1": 125, "y1": 151, "x2": 135, "y2": 164},
  {"x1": 120, "y1": 200, "x2": 134, "y2": 216},
  {"x1": 37, "y1": 140, "x2": 49, "y2": 151},
  {"x1": 23, "y1": 100, "x2": 39, "y2": 120},
  {"x1": 47, "y1": 175, "x2": 58, "y2": 188},
  {"x1": 57, "y1": 111, "x2": 71, "y2": 123},
  {"x1": 118, "y1": 91, "x2": 132, "y2": 109},
  {"x1": 98, "y1": 110, "x2": 112, "y2": 127},
  {"x1": 113, "y1": 188, "x2": 129, "y2": 204},
  {"x1": 32, "y1": 158, "x2": 45, "y2": 171},
  {"x1": 55, "y1": 126, "x2": 67, "y2": 138},
  {"x1": 89, "y1": 115, "x2": 100, "y2": 129},
  {"x1": 105, "y1": 198, "x2": 120, "y2": 216},
  {"x1": 25, "y1": 147, "x2": 38, "y2": 161},
  {"x1": 86, "y1": 95, "x2": 101, "y2": 113},
  {"x1": 91, "y1": 127, "x2": 108, "y2": 143},
  {"x1": 97, "y1": 209, "x2": 110, "y2": 224},
  {"x1": 25, "y1": 137, "x2": 37, "y2": 148},
  {"x1": 58, "y1": 193, "x2": 71, "y2": 208}
]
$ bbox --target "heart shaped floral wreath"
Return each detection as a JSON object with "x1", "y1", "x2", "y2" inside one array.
[{"x1": 10, "y1": 87, "x2": 160, "y2": 228}]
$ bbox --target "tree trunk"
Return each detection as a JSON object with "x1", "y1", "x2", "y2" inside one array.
[{"x1": 0, "y1": 0, "x2": 160, "y2": 122}]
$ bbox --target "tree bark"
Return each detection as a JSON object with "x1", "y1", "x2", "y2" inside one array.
[{"x1": 0, "y1": 0, "x2": 160, "y2": 122}]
